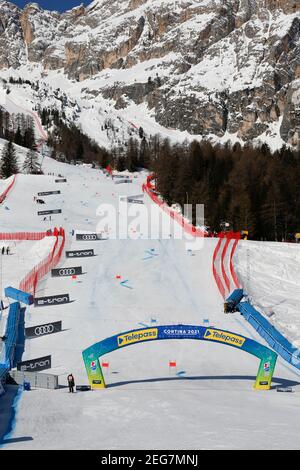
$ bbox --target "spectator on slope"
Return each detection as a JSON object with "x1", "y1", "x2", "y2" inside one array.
[{"x1": 67, "y1": 373, "x2": 75, "y2": 393}]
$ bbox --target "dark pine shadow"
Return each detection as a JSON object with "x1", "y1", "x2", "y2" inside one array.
[
  {"x1": 1, "y1": 436, "x2": 33, "y2": 445},
  {"x1": 106, "y1": 374, "x2": 300, "y2": 389},
  {"x1": 13, "y1": 307, "x2": 26, "y2": 367}
]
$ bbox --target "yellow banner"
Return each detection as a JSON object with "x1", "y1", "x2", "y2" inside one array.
[{"x1": 117, "y1": 328, "x2": 158, "y2": 347}]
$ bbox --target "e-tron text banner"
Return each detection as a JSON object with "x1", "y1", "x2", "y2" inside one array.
[
  {"x1": 51, "y1": 266, "x2": 82, "y2": 277},
  {"x1": 17, "y1": 355, "x2": 52, "y2": 372},
  {"x1": 25, "y1": 321, "x2": 62, "y2": 339},
  {"x1": 37, "y1": 191, "x2": 61, "y2": 196},
  {"x1": 55, "y1": 179, "x2": 67, "y2": 183},
  {"x1": 34, "y1": 293, "x2": 70, "y2": 307},
  {"x1": 37, "y1": 209, "x2": 62, "y2": 216},
  {"x1": 66, "y1": 249, "x2": 94, "y2": 258}
]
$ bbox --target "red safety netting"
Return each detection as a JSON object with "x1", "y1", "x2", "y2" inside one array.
[
  {"x1": 0, "y1": 232, "x2": 48, "y2": 241},
  {"x1": 19, "y1": 227, "x2": 65, "y2": 295},
  {"x1": 142, "y1": 175, "x2": 242, "y2": 299},
  {"x1": 142, "y1": 175, "x2": 207, "y2": 238},
  {"x1": 212, "y1": 231, "x2": 241, "y2": 299},
  {"x1": 0, "y1": 175, "x2": 16, "y2": 204},
  {"x1": 230, "y1": 237, "x2": 241, "y2": 289},
  {"x1": 0, "y1": 228, "x2": 65, "y2": 296},
  {"x1": 212, "y1": 235, "x2": 226, "y2": 299},
  {"x1": 221, "y1": 236, "x2": 231, "y2": 293}
]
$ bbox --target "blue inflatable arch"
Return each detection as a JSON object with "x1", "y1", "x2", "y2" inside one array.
[{"x1": 82, "y1": 325, "x2": 277, "y2": 390}]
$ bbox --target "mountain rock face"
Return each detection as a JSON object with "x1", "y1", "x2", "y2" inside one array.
[{"x1": 0, "y1": 0, "x2": 299, "y2": 147}]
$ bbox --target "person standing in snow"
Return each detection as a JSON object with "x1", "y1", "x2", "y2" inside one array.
[{"x1": 67, "y1": 373, "x2": 75, "y2": 393}]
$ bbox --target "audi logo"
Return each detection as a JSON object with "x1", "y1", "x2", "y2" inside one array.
[
  {"x1": 82, "y1": 235, "x2": 97, "y2": 240},
  {"x1": 34, "y1": 325, "x2": 54, "y2": 336},
  {"x1": 59, "y1": 268, "x2": 76, "y2": 276}
]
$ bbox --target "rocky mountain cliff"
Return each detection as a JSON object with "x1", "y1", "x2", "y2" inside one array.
[{"x1": 0, "y1": 0, "x2": 299, "y2": 147}]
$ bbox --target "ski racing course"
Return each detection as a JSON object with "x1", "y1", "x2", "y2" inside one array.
[{"x1": 1, "y1": 157, "x2": 300, "y2": 449}]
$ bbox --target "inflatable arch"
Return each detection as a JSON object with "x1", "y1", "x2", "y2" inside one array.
[{"x1": 82, "y1": 325, "x2": 277, "y2": 390}]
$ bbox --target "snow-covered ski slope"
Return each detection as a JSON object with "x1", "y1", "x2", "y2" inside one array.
[
  {"x1": 235, "y1": 241, "x2": 300, "y2": 349},
  {"x1": 1, "y1": 156, "x2": 300, "y2": 449}
]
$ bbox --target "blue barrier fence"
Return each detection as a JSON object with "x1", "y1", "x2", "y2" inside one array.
[
  {"x1": 4, "y1": 287, "x2": 33, "y2": 306},
  {"x1": 0, "y1": 365, "x2": 7, "y2": 387},
  {"x1": 233, "y1": 294, "x2": 300, "y2": 369},
  {"x1": 0, "y1": 302, "x2": 21, "y2": 386}
]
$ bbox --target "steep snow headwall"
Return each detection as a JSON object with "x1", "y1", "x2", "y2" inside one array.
[{"x1": 0, "y1": 0, "x2": 299, "y2": 147}]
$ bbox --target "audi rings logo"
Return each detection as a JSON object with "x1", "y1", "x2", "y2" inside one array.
[
  {"x1": 35, "y1": 325, "x2": 54, "y2": 336},
  {"x1": 59, "y1": 268, "x2": 76, "y2": 276},
  {"x1": 83, "y1": 235, "x2": 97, "y2": 240},
  {"x1": 76, "y1": 233, "x2": 103, "y2": 241},
  {"x1": 25, "y1": 321, "x2": 62, "y2": 339},
  {"x1": 51, "y1": 266, "x2": 82, "y2": 277}
]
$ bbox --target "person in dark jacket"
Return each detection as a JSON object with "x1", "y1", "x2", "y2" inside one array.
[{"x1": 67, "y1": 373, "x2": 75, "y2": 393}]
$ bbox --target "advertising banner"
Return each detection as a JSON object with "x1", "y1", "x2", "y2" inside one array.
[
  {"x1": 66, "y1": 249, "x2": 94, "y2": 258},
  {"x1": 55, "y1": 179, "x2": 67, "y2": 183},
  {"x1": 51, "y1": 266, "x2": 82, "y2": 277},
  {"x1": 25, "y1": 321, "x2": 62, "y2": 339},
  {"x1": 127, "y1": 198, "x2": 144, "y2": 204},
  {"x1": 34, "y1": 294, "x2": 70, "y2": 307},
  {"x1": 76, "y1": 234, "x2": 104, "y2": 241},
  {"x1": 37, "y1": 209, "x2": 62, "y2": 216},
  {"x1": 17, "y1": 355, "x2": 52, "y2": 372},
  {"x1": 37, "y1": 191, "x2": 61, "y2": 196}
]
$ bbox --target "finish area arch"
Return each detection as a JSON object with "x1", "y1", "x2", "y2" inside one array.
[{"x1": 82, "y1": 325, "x2": 277, "y2": 390}]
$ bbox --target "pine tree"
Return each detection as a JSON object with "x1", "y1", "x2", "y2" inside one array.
[
  {"x1": 0, "y1": 140, "x2": 19, "y2": 178},
  {"x1": 125, "y1": 138, "x2": 139, "y2": 172},
  {"x1": 23, "y1": 149, "x2": 41, "y2": 174},
  {"x1": 23, "y1": 116, "x2": 36, "y2": 149}
]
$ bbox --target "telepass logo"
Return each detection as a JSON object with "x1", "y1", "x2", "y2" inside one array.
[
  {"x1": 204, "y1": 329, "x2": 245, "y2": 347},
  {"x1": 117, "y1": 328, "x2": 158, "y2": 347}
]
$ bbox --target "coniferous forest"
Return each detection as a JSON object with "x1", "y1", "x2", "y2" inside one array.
[{"x1": 151, "y1": 139, "x2": 300, "y2": 242}]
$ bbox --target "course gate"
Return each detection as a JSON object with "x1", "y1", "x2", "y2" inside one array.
[{"x1": 82, "y1": 325, "x2": 277, "y2": 390}]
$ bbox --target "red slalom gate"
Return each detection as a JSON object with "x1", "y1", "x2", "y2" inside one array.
[{"x1": 0, "y1": 175, "x2": 16, "y2": 204}]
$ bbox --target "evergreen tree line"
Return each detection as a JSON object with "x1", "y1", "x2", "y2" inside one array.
[
  {"x1": 41, "y1": 108, "x2": 111, "y2": 166},
  {"x1": 41, "y1": 108, "x2": 150, "y2": 170},
  {"x1": 0, "y1": 140, "x2": 41, "y2": 178},
  {"x1": 151, "y1": 139, "x2": 300, "y2": 241},
  {"x1": 0, "y1": 107, "x2": 36, "y2": 150}
]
